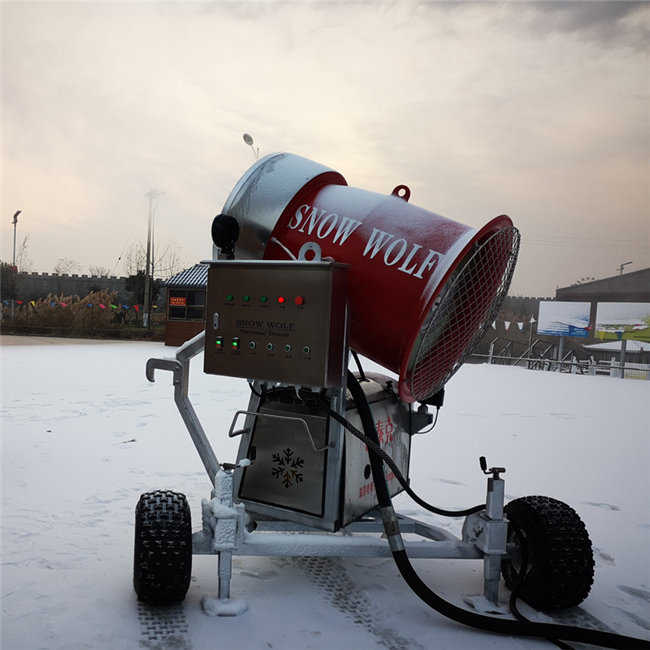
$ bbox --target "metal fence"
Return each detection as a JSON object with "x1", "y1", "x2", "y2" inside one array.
[{"x1": 473, "y1": 348, "x2": 650, "y2": 380}]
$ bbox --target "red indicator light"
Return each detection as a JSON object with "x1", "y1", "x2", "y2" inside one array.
[
  {"x1": 295, "y1": 296, "x2": 304, "y2": 306},
  {"x1": 278, "y1": 296, "x2": 285, "y2": 304}
]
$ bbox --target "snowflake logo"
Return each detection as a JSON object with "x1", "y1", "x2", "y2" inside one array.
[{"x1": 271, "y1": 447, "x2": 305, "y2": 488}]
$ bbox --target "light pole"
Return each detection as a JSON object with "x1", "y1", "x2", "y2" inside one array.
[
  {"x1": 243, "y1": 133, "x2": 259, "y2": 160},
  {"x1": 618, "y1": 261, "x2": 633, "y2": 275},
  {"x1": 12, "y1": 210, "x2": 21, "y2": 268},
  {"x1": 11, "y1": 210, "x2": 21, "y2": 318},
  {"x1": 527, "y1": 315, "x2": 536, "y2": 369},
  {"x1": 143, "y1": 191, "x2": 161, "y2": 329}
]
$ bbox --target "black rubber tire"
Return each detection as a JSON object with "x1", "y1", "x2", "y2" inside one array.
[
  {"x1": 133, "y1": 490, "x2": 192, "y2": 605},
  {"x1": 502, "y1": 495, "x2": 594, "y2": 610}
]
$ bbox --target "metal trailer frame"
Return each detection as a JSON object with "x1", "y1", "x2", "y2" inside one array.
[{"x1": 146, "y1": 331, "x2": 512, "y2": 615}]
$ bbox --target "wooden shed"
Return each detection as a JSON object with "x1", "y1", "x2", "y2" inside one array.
[{"x1": 163, "y1": 263, "x2": 208, "y2": 346}]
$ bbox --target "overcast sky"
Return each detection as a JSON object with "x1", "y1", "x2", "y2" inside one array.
[{"x1": 2, "y1": 0, "x2": 648, "y2": 297}]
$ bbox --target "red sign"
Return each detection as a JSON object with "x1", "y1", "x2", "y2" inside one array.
[{"x1": 169, "y1": 296, "x2": 187, "y2": 306}]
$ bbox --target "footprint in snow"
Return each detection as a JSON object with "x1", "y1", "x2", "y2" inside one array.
[
  {"x1": 239, "y1": 569, "x2": 278, "y2": 580},
  {"x1": 582, "y1": 501, "x2": 621, "y2": 511},
  {"x1": 618, "y1": 585, "x2": 650, "y2": 603},
  {"x1": 433, "y1": 477, "x2": 465, "y2": 486},
  {"x1": 594, "y1": 547, "x2": 616, "y2": 566},
  {"x1": 619, "y1": 609, "x2": 650, "y2": 632}
]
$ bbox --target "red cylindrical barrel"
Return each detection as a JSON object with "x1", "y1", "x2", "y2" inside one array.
[{"x1": 220, "y1": 153, "x2": 519, "y2": 402}]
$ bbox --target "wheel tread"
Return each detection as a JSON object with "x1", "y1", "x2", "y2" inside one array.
[
  {"x1": 502, "y1": 495, "x2": 594, "y2": 610},
  {"x1": 133, "y1": 490, "x2": 192, "y2": 605}
]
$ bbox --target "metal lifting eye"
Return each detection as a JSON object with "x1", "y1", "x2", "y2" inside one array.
[
  {"x1": 391, "y1": 185, "x2": 411, "y2": 202},
  {"x1": 298, "y1": 242, "x2": 322, "y2": 261}
]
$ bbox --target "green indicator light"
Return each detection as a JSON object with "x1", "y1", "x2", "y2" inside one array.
[
  {"x1": 232, "y1": 337, "x2": 240, "y2": 349},
  {"x1": 259, "y1": 296, "x2": 268, "y2": 303},
  {"x1": 243, "y1": 295, "x2": 250, "y2": 302},
  {"x1": 226, "y1": 294, "x2": 234, "y2": 301}
]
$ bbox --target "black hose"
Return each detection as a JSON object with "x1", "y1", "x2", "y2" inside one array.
[
  {"x1": 350, "y1": 349, "x2": 367, "y2": 382},
  {"x1": 344, "y1": 370, "x2": 650, "y2": 650},
  {"x1": 324, "y1": 400, "x2": 484, "y2": 518},
  {"x1": 508, "y1": 524, "x2": 574, "y2": 650}
]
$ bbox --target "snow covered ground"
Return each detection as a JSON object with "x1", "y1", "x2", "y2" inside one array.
[{"x1": 1, "y1": 335, "x2": 649, "y2": 650}]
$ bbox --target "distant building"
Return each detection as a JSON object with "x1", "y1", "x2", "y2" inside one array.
[
  {"x1": 555, "y1": 267, "x2": 650, "y2": 303},
  {"x1": 554, "y1": 267, "x2": 650, "y2": 346},
  {"x1": 163, "y1": 263, "x2": 208, "y2": 346}
]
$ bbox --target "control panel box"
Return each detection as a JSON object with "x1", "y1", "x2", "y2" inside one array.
[{"x1": 204, "y1": 261, "x2": 348, "y2": 387}]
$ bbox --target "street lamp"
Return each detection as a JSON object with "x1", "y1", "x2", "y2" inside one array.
[
  {"x1": 143, "y1": 190, "x2": 161, "y2": 330},
  {"x1": 11, "y1": 210, "x2": 21, "y2": 318},
  {"x1": 243, "y1": 133, "x2": 259, "y2": 160},
  {"x1": 617, "y1": 261, "x2": 633, "y2": 275},
  {"x1": 527, "y1": 315, "x2": 536, "y2": 369},
  {"x1": 12, "y1": 210, "x2": 21, "y2": 269}
]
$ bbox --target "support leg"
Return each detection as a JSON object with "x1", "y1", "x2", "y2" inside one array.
[
  {"x1": 478, "y1": 459, "x2": 508, "y2": 605},
  {"x1": 201, "y1": 550, "x2": 248, "y2": 616},
  {"x1": 218, "y1": 551, "x2": 232, "y2": 601},
  {"x1": 483, "y1": 554, "x2": 502, "y2": 604}
]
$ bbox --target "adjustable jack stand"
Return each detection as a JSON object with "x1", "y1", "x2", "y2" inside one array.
[
  {"x1": 462, "y1": 457, "x2": 508, "y2": 604},
  {"x1": 199, "y1": 465, "x2": 249, "y2": 616}
]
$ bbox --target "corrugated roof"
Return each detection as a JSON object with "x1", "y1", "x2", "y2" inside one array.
[{"x1": 163, "y1": 263, "x2": 208, "y2": 288}]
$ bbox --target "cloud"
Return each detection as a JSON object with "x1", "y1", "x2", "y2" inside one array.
[
  {"x1": 2, "y1": 1, "x2": 648, "y2": 296},
  {"x1": 522, "y1": 0, "x2": 649, "y2": 48}
]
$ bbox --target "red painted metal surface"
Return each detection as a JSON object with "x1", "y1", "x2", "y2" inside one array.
[{"x1": 222, "y1": 154, "x2": 518, "y2": 402}]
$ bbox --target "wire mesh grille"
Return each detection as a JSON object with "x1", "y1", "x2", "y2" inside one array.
[{"x1": 407, "y1": 226, "x2": 520, "y2": 402}]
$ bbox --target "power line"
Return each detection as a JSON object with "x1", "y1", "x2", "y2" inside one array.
[{"x1": 523, "y1": 235, "x2": 649, "y2": 250}]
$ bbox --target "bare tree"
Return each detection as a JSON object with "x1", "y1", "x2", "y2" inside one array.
[
  {"x1": 153, "y1": 241, "x2": 184, "y2": 278},
  {"x1": 52, "y1": 258, "x2": 81, "y2": 295},
  {"x1": 54, "y1": 258, "x2": 81, "y2": 275},
  {"x1": 122, "y1": 241, "x2": 185, "y2": 279},
  {"x1": 16, "y1": 235, "x2": 33, "y2": 272},
  {"x1": 89, "y1": 265, "x2": 112, "y2": 277},
  {"x1": 122, "y1": 243, "x2": 146, "y2": 277}
]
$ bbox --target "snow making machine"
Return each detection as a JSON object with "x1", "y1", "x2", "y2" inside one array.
[{"x1": 136, "y1": 153, "x2": 643, "y2": 648}]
